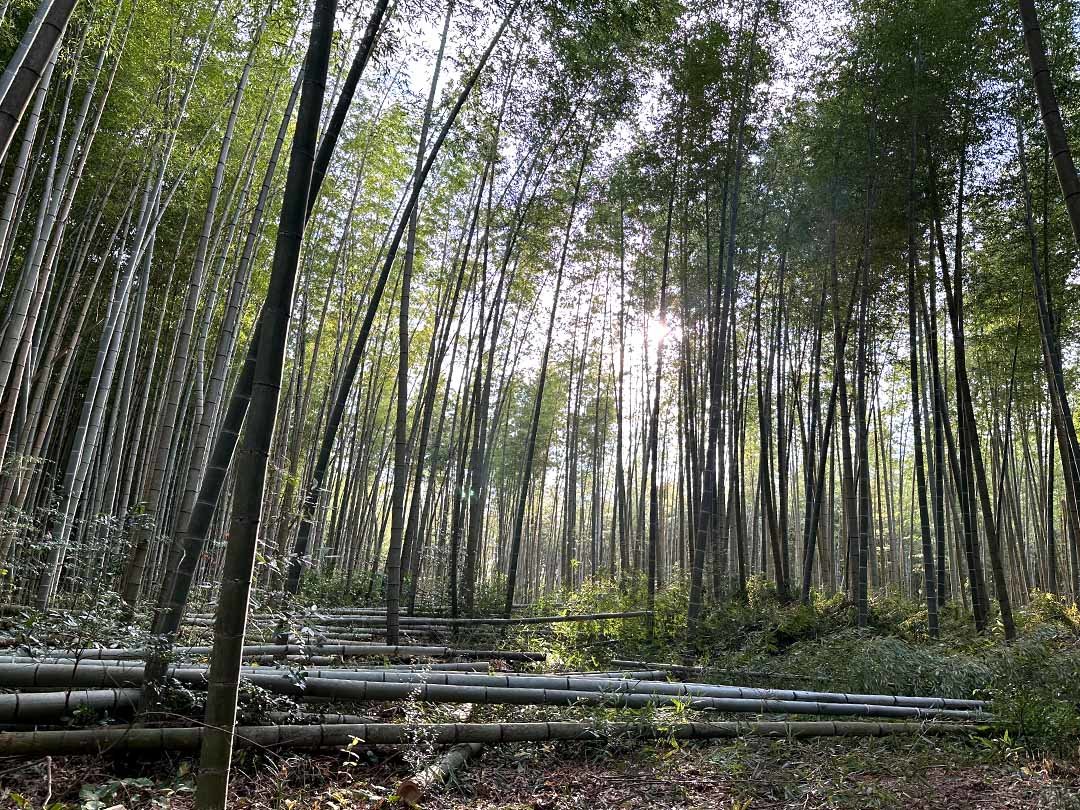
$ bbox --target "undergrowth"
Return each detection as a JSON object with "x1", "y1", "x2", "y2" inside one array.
[{"x1": 527, "y1": 576, "x2": 1080, "y2": 757}]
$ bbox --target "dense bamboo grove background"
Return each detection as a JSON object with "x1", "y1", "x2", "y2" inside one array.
[{"x1": 0, "y1": 0, "x2": 1077, "y2": 664}]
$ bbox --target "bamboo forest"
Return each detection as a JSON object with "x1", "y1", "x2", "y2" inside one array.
[{"x1": 0, "y1": 0, "x2": 1079, "y2": 806}]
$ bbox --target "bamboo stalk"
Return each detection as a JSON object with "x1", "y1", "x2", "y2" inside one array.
[
  {"x1": 0, "y1": 662, "x2": 492, "y2": 688},
  {"x1": 611, "y1": 660, "x2": 835, "y2": 684},
  {"x1": 263, "y1": 670, "x2": 985, "y2": 711},
  {"x1": 207, "y1": 675, "x2": 983, "y2": 720},
  {"x1": 0, "y1": 719, "x2": 986, "y2": 756},
  {"x1": 397, "y1": 742, "x2": 482, "y2": 806},
  {"x1": 0, "y1": 664, "x2": 986, "y2": 714},
  {"x1": 250, "y1": 611, "x2": 652, "y2": 627},
  {"x1": 21, "y1": 645, "x2": 541, "y2": 662},
  {"x1": 0, "y1": 688, "x2": 140, "y2": 722}
]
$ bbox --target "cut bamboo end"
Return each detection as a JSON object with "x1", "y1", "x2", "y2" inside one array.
[{"x1": 397, "y1": 741, "x2": 484, "y2": 805}]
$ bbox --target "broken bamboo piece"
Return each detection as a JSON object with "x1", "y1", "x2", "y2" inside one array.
[{"x1": 397, "y1": 742, "x2": 483, "y2": 805}]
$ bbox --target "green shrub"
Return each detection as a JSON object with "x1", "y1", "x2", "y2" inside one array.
[{"x1": 982, "y1": 628, "x2": 1080, "y2": 756}]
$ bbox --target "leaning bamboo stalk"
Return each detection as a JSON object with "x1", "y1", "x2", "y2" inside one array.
[
  {"x1": 0, "y1": 719, "x2": 987, "y2": 756},
  {"x1": 397, "y1": 742, "x2": 483, "y2": 806}
]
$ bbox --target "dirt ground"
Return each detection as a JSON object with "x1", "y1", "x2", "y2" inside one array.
[{"x1": 4, "y1": 735, "x2": 1079, "y2": 809}]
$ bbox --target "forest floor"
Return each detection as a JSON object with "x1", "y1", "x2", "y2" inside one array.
[
  {"x1": 5, "y1": 732, "x2": 1080, "y2": 809},
  {"x1": 4, "y1": 585, "x2": 1080, "y2": 809}
]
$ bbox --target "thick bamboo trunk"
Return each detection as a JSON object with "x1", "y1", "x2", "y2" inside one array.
[
  {"x1": 1018, "y1": 0, "x2": 1080, "y2": 245},
  {"x1": 0, "y1": 0, "x2": 79, "y2": 163},
  {"x1": 0, "y1": 688, "x2": 140, "y2": 722},
  {"x1": 196, "y1": 0, "x2": 337, "y2": 801}
]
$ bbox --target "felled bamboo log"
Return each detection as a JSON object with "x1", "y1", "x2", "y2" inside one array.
[
  {"x1": 563, "y1": 671, "x2": 670, "y2": 679},
  {"x1": 21, "y1": 645, "x2": 542, "y2": 662},
  {"x1": 0, "y1": 662, "x2": 494, "y2": 689},
  {"x1": 263, "y1": 711, "x2": 377, "y2": 725},
  {"x1": 277, "y1": 611, "x2": 651, "y2": 628},
  {"x1": 262, "y1": 670, "x2": 985, "y2": 711},
  {"x1": 610, "y1": 660, "x2": 825, "y2": 683},
  {"x1": 223, "y1": 675, "x2": 982, "y2": 720},
  {"x1": 0, "y1": 664, "x2": 986, "y2": 717},
  {"x1": 310, "y1": 631, "x2": 445, "y2": 643},
  {"x1": 0, "y1": 688, "x2": 140, "y2": 721},
  {"x1": 397, "y1": 742, "x2": 483, "y2": 805},
  {"x1": 0, "y1": 719, "x2": 984, "y2": 755},
  {"x1": 0, "y1": 667, "x2": 978, "y2": 720},
  {"x1": 181, "y1": 604, "x2": 549, "y2": 623},
  {"x1": 0, "y1": 658, "x2": 490, "y2": 673}
]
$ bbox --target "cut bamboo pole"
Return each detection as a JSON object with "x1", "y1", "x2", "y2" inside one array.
[
  {"x1": 0, "y1": 662, "x2": 495, "y2": 688},
  {"x1": 611, "y1": 660, "x2": 824, "y2": 683},
  {"x1": 397, "y1": 742, "x2": 483, "y2": 805},
  {"x1": 224, "y1": 675, "x2": 983, "y2": 720},
  {"x1": 22, "y1": 645, "x2": 542, "y2": 662},
  {"x1": 563, "y1": 671, "x2": 670, "y2": 679},
  {"x1": 0, "y1": 719, "x2": 986, "y2": 755},
  {"x1": 0, "y1": 688, "x2": 140, "y2": 721},
  {"x1": 181, "y1": 610, "x2": 631, "y2": 627},
  {"x1": 272, "y1": 670, "x2": 985, "y2": 711},
  {"x1": 182, "y1": 604, "x2": 536, "y2": 620},
  {"x1": 0, "y1": 669, "x2": 981, "y2": 720},
  {"x1": 292, "y1": 611, "x2": 652, "y2": 627},
  {"x1": 0, "y1": 665, "x2": 986, "y2": 716},
  {"x1": 262, "y1": 711, "x2": 376, "y2": 725}
]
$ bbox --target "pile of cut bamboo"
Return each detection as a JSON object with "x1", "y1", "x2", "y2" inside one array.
[{"x1": 0, "y1": 618, "x2": 994, "y2": 804}]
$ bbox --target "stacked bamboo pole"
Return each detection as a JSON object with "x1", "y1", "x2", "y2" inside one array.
[
  {"x1": 0, "y1": 719, "x2": 987, "y2": 756},
  {"x1": 0, "y1": 667, "x2": 988, "y2": 722},
  {"x1": 15, "y1": 644, "x2": 544, "y2": 661}
]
